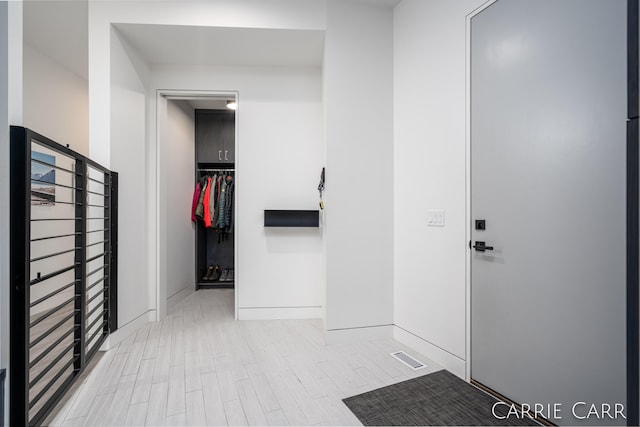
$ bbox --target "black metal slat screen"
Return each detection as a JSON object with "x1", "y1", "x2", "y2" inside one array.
[{"x1": 9, "y1": 127, "x2": 117, "y2": 426}]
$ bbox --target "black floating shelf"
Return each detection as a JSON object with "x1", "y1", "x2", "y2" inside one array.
[{"x1": 264, "y1": 210, "x2": 319, "y2": 227}]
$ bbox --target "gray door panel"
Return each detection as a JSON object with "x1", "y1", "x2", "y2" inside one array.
[{"x1": 471, "y1": 1, "x2": 627, "y2": 425}]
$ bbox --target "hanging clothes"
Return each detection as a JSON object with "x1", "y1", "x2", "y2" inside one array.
[
  {"x1": 191, "y1": 181, "x2": 201, "y2": 223},
  {"x1": 203, "y1": 176, "x2": 213, "y2": 228},
  {"x1": 195, "y1": 178, "x2": 208, "y2": 220},
  {"x1": 217, "y1": 179, "x2": 228, "y2": 229},
  {"x1": 192, "y1": 171, "x2": 235, "y2": 236},
  {"x1": 217, "y1": 175, "x2": 223, "y2": 207},
  {"x1": 212, "y1": 175, "x2": 220, "y2": 226},
  {"x1": 214, "y1": 175, "x2": 223, "y2": 226},
  {"x1": 208, "y1": 174, "x2": 217, "y2": 227},
  {"x1": 224, "y1": 176, "x2": 234, "y2": 230}
]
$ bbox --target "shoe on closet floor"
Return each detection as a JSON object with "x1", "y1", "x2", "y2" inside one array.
[
  {"x1": 219, "y1": 269, "x2": 228, "y2": 282},
  {"x1": 227, "y1": 269, "x2": 234, "y2": 282},
  {"x1": 211, "y1": 264, "x2": 221, "y2": 281},
  {"x1": 202, "y1": 265, "x2": 214, "y2": 281}
]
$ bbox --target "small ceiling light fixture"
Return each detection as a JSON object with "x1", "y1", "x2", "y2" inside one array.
[{"x1": 226, "y1": 100, "x2": 237, "y2": 110}]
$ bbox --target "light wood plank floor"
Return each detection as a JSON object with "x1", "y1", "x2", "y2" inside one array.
[{"x1": 47, "y1": 289, "x2": 442, "y2": 426}]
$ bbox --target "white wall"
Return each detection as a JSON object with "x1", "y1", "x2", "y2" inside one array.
[
  {"x1": 324, "y1": 0, "x2": 394, "y2": 332},
  {"x1": 19, "y1": 0, "x2": 93, "y2": 331},
  {"x1": 23, "y1": 43, "x2": 90, "y2": 317},
  {"x1": 110, "y1": 28, "x2": 151, "y2": 328},
  {"x1": 152, "y1": 65, "x2": 325, "y2": 319},
  {"x1": 88, "y1": 0, "x2": 328, "y2": 332},
  {"x1": 89, "y1": 0, "x2": 325, "y2": 167},
  {"x1": 23, "y1": 44, "x2": 88, "y2": 156},
  {"x1": 1, "y1": 2, "x2": 22, "y2": 423},
  {"x1": 21, "y1": 4, "x2": 89, "y2": 321},
  {"x1": 393, "y1": 0, "x2": 485, "y2": 376},
  {"x1": 89, "y1": 0, "x2": 402, "y2": 331},
  {"x1": 162, "y1": 100, "x2": 195, "y2": 306}
]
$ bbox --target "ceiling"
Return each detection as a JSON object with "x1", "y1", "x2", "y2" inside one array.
[
  {"x1": 22, "y1": 1, "x2": 400, "y2": 79},
  {"x1": 114, "y1": 24, "x2": 326, "y2": 68},
  {"x1": 23, "y1": 0, "x2": 88, "y2": 79},
  {"x1": 165, "y1": 95, "x2": 235, "y2": 110},
  {"x1": 354, "y1": 0, "x2": 402, "y2": 7},
  {"x1": 187, "y1": 99, "x2": 233, "y2": 110}
]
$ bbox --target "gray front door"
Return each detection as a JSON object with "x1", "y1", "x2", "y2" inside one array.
[{"x1": 470, "y1": 1, "x2": 627, "y2": 425}]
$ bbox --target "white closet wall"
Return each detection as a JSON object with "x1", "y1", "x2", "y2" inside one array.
[{"x1": 163, "y1": 100, "x2": 195, "y2": 307}]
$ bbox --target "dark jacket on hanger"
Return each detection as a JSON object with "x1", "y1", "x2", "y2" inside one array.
[
  {"x1": 224, "y1": 177, "x2": 234, "y2": 229},
  {"x1": 211, "y1": 176, "x2": 218, "y2": 226},
  {"x1": 191, "y1": 181, "x2": 201, "y2": 223},
  {"x1": 195, "y1": 179, "x2": 207, "y2": 220},
  {"x1": 217, "y1": 179, "x2": 227, "y2": 229}
]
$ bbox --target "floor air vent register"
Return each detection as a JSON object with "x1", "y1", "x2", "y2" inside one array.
[{"x1": 391, "y1": 351, "x2": 427, "y2": 370}]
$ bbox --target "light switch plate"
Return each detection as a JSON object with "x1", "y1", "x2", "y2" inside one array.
[{"x1": 427, "y1": 210, "x2": 445, "y2": 227}]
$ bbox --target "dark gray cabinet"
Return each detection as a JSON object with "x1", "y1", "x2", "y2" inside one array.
[
  {"x1": 195, "y1": 109, "x2": 235, "y2": 164},
  {"x1": 194, "y1": 108, "x2": 235, "y2": 290}
]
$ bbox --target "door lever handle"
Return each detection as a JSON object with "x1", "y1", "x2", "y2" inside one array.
[{"x1": 472, "y1": 241, "x2": 494, "y2": 252}]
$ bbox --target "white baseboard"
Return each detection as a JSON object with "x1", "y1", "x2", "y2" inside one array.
[
  {"x1": 237, "y1": 306, "x2": 322, "y2": 320},
  {"x1": 393, "y1": 325, "x2": 466, "y2": 379},
  {"x1": 100, "y1": 310, "x2": 155, "y2": 351},
  {"x1": 325, "y1": 324, "x2": 393, "y2": 344},
  {"x1": 167, "y1": 287, "x2": 194, "y2": 310}
]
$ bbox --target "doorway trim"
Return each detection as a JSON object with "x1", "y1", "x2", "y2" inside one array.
[
  {"x1": 626, "y1": 0, "x2": 639, "y2": 424},
  {"x1": 154, "y1": 89, "x2": 240, "y2": 321},
  {"x1": 464, "y1": 0, "x2": 498, "y2": 383}
]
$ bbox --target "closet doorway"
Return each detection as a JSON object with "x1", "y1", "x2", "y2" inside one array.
[{"x1": 156, "y1": 90, "x2": 239, "y2": 320}]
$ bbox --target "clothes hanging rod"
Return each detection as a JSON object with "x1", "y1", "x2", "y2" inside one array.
[{"x1": 197, "y1": 168, "x2": 235, "y2": 172}]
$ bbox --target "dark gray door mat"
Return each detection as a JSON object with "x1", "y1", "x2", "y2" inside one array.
[{"x1": 342, "y1": 370, "x2": 539, "y2": 426}]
